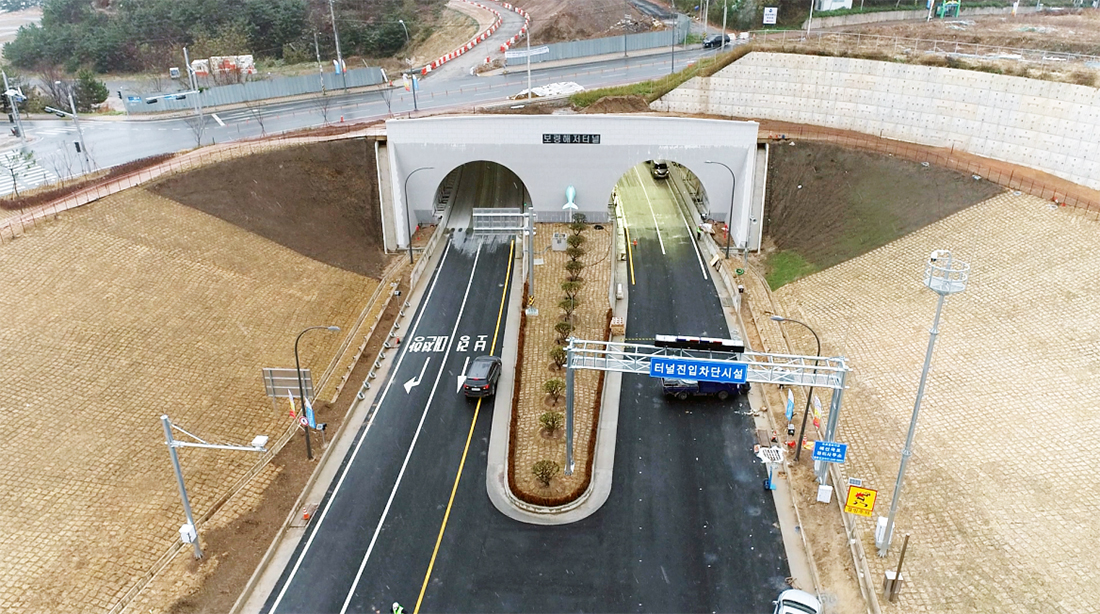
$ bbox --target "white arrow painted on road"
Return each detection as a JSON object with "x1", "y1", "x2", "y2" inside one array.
[
  {"x1": 456, "y1": 356, "x2": 470, "y2": 393},
  {"x1": 404, "y1": 357, "x2": 431, "y2": 394}
]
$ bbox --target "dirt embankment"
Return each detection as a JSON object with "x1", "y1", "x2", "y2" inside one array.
[
  {"x1": 153, "y1": 138, "x2": 386, "y2": 278},
  {"x1": 764, "y1": 140, "x2": 1002, "y2": 276}
]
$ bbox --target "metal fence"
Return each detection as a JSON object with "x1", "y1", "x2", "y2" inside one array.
[
  {"x1": 752, "y1": 29, "x2": 1100, "y2": 70},
  {"x1": 124, "y1": 66, "x2": 387, "y2": 114},
  {"x1": 507, "y1": 15, "x2": 691, "y2": 66}
]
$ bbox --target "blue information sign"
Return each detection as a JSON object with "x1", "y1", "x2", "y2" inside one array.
[
  {"x1": 812, "y1": 441, "x2": 848, "y2": 464},
  {"x1": 648, "y1": 357, "x2": 747, "y2": 383},
  {"x1": 126, "y1": 96, "x2": 142, "y2": 103}
]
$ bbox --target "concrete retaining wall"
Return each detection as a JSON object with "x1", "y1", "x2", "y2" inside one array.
[{"x1": 651, "y1": 52, "x2": 1100, "y2": 191}]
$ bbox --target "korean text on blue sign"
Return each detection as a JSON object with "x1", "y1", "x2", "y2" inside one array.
[
  {"x1": 648, "y1": 357, "x2": 748, "y2": 383},
  {"x1": 812, "y1": 441, "x2": 848, "y2": 464}
]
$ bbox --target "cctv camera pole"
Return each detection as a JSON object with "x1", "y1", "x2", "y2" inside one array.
[
  {"x1": 2, "y1": 70, "x2": 27, "y2": 148},
  {"x1": 162, "y1": 415, "x2": 203, "y2": 559},
  {"x1": 161, "y1": 414, "x2": 270, "y2": 560},
  {"x1": 67, "y1": 91, "x2": 91, "y2": 173}
]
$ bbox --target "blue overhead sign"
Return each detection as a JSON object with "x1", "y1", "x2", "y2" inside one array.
[
  {"x1": 649, "y1": 357, "x2": 747, "y2": 383},
  {"x1": 812, "y1": 441, "x2": 848, "y2": 464}
]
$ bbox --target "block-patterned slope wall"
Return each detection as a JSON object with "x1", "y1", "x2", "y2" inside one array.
[{"x1": 652, "y1": 52, "x2": 1100, "y2": 190}]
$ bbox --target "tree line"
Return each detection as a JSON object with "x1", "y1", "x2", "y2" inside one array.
[{"x1": 4, "y1": 0, "x2": 444, "y2": 74}]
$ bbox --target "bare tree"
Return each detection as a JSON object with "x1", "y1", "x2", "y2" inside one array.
[
  {"x1": 185, "y1": 113, "x2": 207, "y2": 146},
  {"x1": 0, "y1": 150, "x2": 37, "y2": 198},
  {"x1": 314, "y1": 89, "x2": 331, "y2": 124},
  {"x1": 42, "y1": 143, "x2": 79, "y2": 184},
  {"x1": 378, "y1": 84, "x2": 394, "y2": 117},
  {"x1": 243, "y1": 99, "x2": 267, "y2": 136}
]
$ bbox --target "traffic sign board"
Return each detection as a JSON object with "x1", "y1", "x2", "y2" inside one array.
[
  {"x1": 844, "y1": 485, "x2": 877, "y2": 517},
  {"x1": 649, "y1": 357, "x2": 747, "y2": 383},
  {"x1": 812, "y1": 440, "x2": 848, "y2": 464}
]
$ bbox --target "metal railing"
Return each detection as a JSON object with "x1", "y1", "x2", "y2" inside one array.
[{"x1": 751, "y1": 29, "x2": 1100, "y2": 69}]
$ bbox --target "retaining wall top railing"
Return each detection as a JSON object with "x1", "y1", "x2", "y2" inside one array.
[
  {"x1": 758, "y1": 125, "x2": 1100, "y2": 219},
  {"x1": 749, "y1": 28, "x2": 1100, "y2": 68}
]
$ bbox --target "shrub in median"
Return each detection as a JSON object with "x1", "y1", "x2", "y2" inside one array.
[
  {"x1": 532, "y1": 460, "x2": 560, "y2": 487},
  {"x1": 543, "y1": 378, "x2": 565, "y2": 404},
  {"x1": 539, "y1": 411, "x2": 564, "y2": 433}
]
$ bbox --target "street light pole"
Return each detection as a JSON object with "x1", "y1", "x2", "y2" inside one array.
[
  {"x1": 328, "y1": 0, "x2": 347, "y2": 91},
  {"x1": 2, "y1": 70, "x2": 27, "y2": 148},
  {"x1": 878, "y1": 250, "x2": 969, "y2": 557},
  {"x1": 295, "y1": 325, "x2": 341, "y2": 460},
  {"x1": 398, "y1": 19, "x2": 410, "y2": 44},
  {"x1": 771, "y1": 315, "x2": 821, "y2": 462},
  {"x1": 404, "y1": 166, "x2": 434, "y2": 264},
  {"x1": 705, "y1": 160, "x2": 736, "y2": 258},
  {"x1": 67, "y1": 91, "x2": 91, "y2": 173}
]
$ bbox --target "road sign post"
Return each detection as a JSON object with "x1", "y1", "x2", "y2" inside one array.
[{"x1": 811, "y1": 440, "x2": 848, "y2": 464}]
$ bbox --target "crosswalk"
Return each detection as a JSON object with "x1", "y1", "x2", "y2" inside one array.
[{"x1": 0, "y1": 149, "x2": 57, "y2": 196}]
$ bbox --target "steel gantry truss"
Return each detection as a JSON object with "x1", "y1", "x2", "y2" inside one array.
[{"x1": 563, "y1": 337, "x2": 850, "y2": 482}]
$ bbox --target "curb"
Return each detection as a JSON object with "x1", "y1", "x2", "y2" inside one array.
[{"x1": 485, "y1": 220, "x2": 625, "y2": 525}]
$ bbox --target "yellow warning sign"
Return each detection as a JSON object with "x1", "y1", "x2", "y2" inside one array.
[{"x1": 844, "y1": 486, "x2": 877, "y2": 517}]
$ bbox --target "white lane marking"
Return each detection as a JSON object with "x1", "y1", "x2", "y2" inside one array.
[
  {"x1": 632, "y1": 167, "x2": 666, "y2": 255},
  {"x1": 403, "y1": 357, "x2": 431, "y2": 393},
  {"x1": 668, "y1": 183, "x2": 708, "y2": 280},
  {"x1": 268, "y1": 241, "x2": 456, "y2": 613},
  {"x1": 211, "y1": 113, "x2": 225, "y2": 127},
  {"x1": 338, "y1": 242, "x2": 485, "y2": 614},
  {"x1": 457, "y1": 356, "x2": 470, "y2": 393}
]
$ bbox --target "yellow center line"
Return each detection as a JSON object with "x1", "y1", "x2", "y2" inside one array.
[
  {"x1": 623, "y1": 210, "x2": 636, "y2": 286},
  {"x1": 414, "y1": 237, "x2": 515, "y2": 614}
]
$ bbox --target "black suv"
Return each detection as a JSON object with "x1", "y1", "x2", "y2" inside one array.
[
  {"x1": 463, "y1": 356, "x2": 502, "y2": 398},
  {"x1": 702, "y1": 34, "x2": 731, "y2": 49}
]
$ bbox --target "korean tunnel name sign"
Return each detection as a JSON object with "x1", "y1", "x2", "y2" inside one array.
[{"x1": 649, "y1": 357, "x2": 748, "y2": 383}]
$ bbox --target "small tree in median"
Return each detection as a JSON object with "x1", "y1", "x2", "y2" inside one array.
[
  {"x1": 550, "y1": 346, "x2": 567, "y2": 370},
  {"x1": 565, "y1": 260, "x2": 585, "y2": 282},
  {"x1": 569, "y1": 215, "x2": 587, "y2": 236},
  {"x1": 565, "y1": 246, "x2": 586, "y2": 262},
  {"x1": 566, "y1": 233, "x2": 586, "y2": 249},
  {"x1": 543, "y1": 378, "x2": 565, "y2": 404},
  {"x1": 532, "y1": 459, "x2": 560, "y2": 487},
  {"x1": 539, "y1": 410, "x2": 564, "y2": 432},
  {"x1": 554, "y1": 320, "x2": 574, "y2": 345},
  {"x1": 559, "y1": 297, "x2": 579, "y2": 319}
]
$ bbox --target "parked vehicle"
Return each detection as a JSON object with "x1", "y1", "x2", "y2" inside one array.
[
  {"x1": 702, "y1": 33, "x2": 731, "y2": 49},
  {"x1": 661, "y1": 378, "x2": 747, "y2": 401},
  {"x1": 463, "y1": 356, "x2": 502, "y2": 398},
  {"x1": 650, "y1": 161, "x2": 669, "y2": 180},
  {"x1": 772, "y1": 589, "x2": 821, "y2": 614}
]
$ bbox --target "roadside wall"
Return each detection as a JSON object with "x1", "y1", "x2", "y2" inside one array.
[
  {"x1": 505, "y1": 15, "x2": 690, "y2": 66},
  {"x1": 651, "y1": 52, "x2": 1100, "y2": 191}
]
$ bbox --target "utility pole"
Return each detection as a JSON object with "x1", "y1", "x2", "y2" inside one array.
[
  {"x1": 328, "y1": 0, "x2": 347, "y2": 91},
  {"x1": 183, "y1": 47, "x2": 205, "y2": 145},
  {"x1": 2, "y1": 70, "x2": 27, "y2": 148},
  {"x1": 526, "y1": 17, "x2": 533, "y2": 100},
  {"x1": 67, "y1": 91, "x2": 91, "y2": 173},
  {"x1": 722, "y1": 0, "x2": 728, "y2": 51},
  {"x1": 314, "y1": 32, "x2": 327, "y2": 97}
]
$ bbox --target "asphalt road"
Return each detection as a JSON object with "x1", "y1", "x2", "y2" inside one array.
[
  {"x1": 4, "y1": 45, "x2": 718, "y2": 194},
  {"x1": 262, "y1": 164, "x2": 788, "y2": 613},
  {"x1": 264, "y1": 233, "x2": 515, "y2": 614}
]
